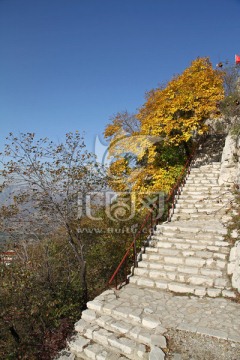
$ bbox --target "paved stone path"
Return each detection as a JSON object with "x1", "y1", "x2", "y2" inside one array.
[
  {"x1": 57, "y1": 284, "x2": 240, "y2": 359},
  {"x1": 97, "y1": 284, "x2": 239, "y2": 343}
]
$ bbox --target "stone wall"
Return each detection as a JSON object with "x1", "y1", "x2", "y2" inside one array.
[
  {"x1": 219, "y1": 130, "x2": 240, "y2": 293},
  {"x1": 228, "y1": 241, "x2": 240, "y2": 292},
  {"x1": 219, "y1": 133, "x2": 240, "y2": 186}
]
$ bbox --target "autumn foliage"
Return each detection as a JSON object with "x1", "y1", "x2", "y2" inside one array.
[{"x1": 104, "y1": 57, "x2": 224, "y2": 195}]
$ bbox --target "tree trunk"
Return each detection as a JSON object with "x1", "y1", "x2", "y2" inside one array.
[
  {"x1": 9, "y1": 325, "x2": 20, "y2": 343},
  {"x1": 81, "y1": 261, "x2": 88, "y2": 309},
  {"x1": 66, "y1": 233, "x2": 89, "y2": 308},
  {"x1": 183, "y1": 141, "x2": 191, "y2": 157}
]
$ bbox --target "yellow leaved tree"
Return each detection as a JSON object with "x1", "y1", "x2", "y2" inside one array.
[{"x1": 104, "y1": 57, "x2": 224, "y2": 197}]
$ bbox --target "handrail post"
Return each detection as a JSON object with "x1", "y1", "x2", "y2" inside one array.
[
  {"x1": 150, "y1": 204, "x2": 153, "y2": 234},
  {"x1": 133, "y1": 233, "x2": 137, "y2": 268}
]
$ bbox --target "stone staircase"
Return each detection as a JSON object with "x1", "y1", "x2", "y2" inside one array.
[
  {"x1": 130, "y1": 162, "x2": 235, "y2": 298},
  {"x1": 171, "y1": 163, "x2": 231, "y2": 222},
  {"x1": 56, "y1": 138, "x2": 238, "y2": 360}
]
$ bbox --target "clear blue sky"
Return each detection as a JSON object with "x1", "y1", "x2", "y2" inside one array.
[{"x1": 0, "y1": 0, "x2": 240, "y2": 154}]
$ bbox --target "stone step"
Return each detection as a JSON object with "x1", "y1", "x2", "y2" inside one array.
[
  {"x1": 74, "y1": 315, "x2": 167, "y2": 355},
  {"x1": 171, "y1": 210, "x2": 228, "y2": 218},
  {"x1": 154, "y1": 236, "x2": 229, "y2": 246},
  {"x1": 145, "y1": 247, "x2": 228, "y2": 260},
  {"x1": 189, "y1": 166, "x2": 220, "y2": 171},
  {"x1": 178, "y1": 198, "x2": 228, "y2": 205},
  {"x1": 185, "y1": 175, "x2": 220, "y2": 180},
  {"x1": 179, "y1": 194, "x2": 224, "y2": 200},
  {"x1": 182, "y1": 185, "x2": 223, "y2": 191},
  {"x1": 186, "y1": 173, "x2": 220, "y2": 178},
  {"x1": 85, "y1": 297, "x2": 170, "y2": 355},
  {"x1": 74, "y1": 300, "x2": 167, "y2": 359},
  {"x1": 190, "y1": 164, "x2": 220, "y2": 168},
  {"x1": 141, "y1": 253, "x2": 228, "y2": 273},
  {"x1": 172, "y1": 212, "x2": 227, "y2": 221},
  {"x1": 179, "y1": 194, "x2": 231, "y2": 200},
  {"x1": 175, "y1": 202, "x2": 226, "y2": 209},
  {"x1": 190, "y1": 166, "x2": 220, "y2": 170},
  {"x1": 138, "y1": 259, "x2": 227, "y2": 276},
  {"x1": 68, "y1": 333, "x2": 130, "y2": 359},
  {"x1": 146, "y1": 239, "x2": 230, "y2": 255},
  {"x1": 134, "y1": 267, "x2": 230, "y2": 288},
  {"x1": 181, "y1": 191, "x2": 223, "y2": 196},
  {"x1": 157, "y1": 222, "x2": 228, "y2": 235},
  {"x1": 171, "y1": 214, "x2": 226, "y2": 222},
  {"x1": 184, "y1": 179, "x2": 221, "y2": 184},
  {"x1": 156, "y1": 227, "x2": 221, "y2": 238},
  {"x1": 191, "y1": 162, "x2": 221, "y2": 167},
  {"x1": 187, "y1": 170, "x2": 220, "y2": 174},
  {"x1": 176, "y1": 198, "x2": 229, "y2": 205},
  {"x1": 129, "y1": 276, "x2": 235, "y2": 298},
  {"x1": 176, "y1": 200, "x2": 227, "y2": 208},
  {"x1": 173, "y1": 207, "x2": 226, "y2": 215},
  {"x1": 82, "y1": 327, "x2": 148, "y2": 359},
  {"x1": 184, "y1": 179, "x2": 220, "y2": 184},
  {"x1": 152, "y1": 231, "x2": 226, "y2": 241},
  {"x1": 185, "y1": 179, "x2": 219, "y2": 184},
  {"x1": 182, "y1": 184, "x2": 221, "y2": 195},
  {"x1": 151, "y1": 239, "x2": 229, "y2": 251},
  {"x1": 86, "y1": 299, "x2": 163, "y2": 331},
  {"x1": 152, "y1": 231, "x2": 227, "y2": 243}
]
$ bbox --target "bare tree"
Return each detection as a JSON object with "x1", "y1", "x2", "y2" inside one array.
[{"x1": 0, "y1": 131, "x2": 106, "y2": 304}]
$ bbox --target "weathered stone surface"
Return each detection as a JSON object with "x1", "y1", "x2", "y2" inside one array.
[
  {"x1": 214, "y1": 278, "x2": 229, "y2": 288},
  {"x1": 172, "y1": 353, "x2": 182, "y2": 360},
  {"x1": 219, "y1": 134, "x2": 240, "y2": 185},
  {"x1": 228, "y1": 240, "x2": 240, "y2": 292},
  {"x1": 81, "y1": 309, "x2": 97, "y2": 322},
  {"x1": 111, "y1": 320, "x2": 132, "y2": 334},
  {"x1": 55, "y1": 350, "x2": 75, "y2": 360},
  {"x1": 194, "y1": 287, "x2": 207, "y2": 297},
  {"x1": 222, "y1": 290, "x2": 236, "y2": 298},
  {"x1": 84, "y1": 343, "x2": 103, "y2": 359},
  {"x1": 68, "y1": 335, "x2": 90, "y2": 353},
  {"x1": 168, "y1": 283, "x2": 195, "y2": 293},
  {"x1": 177, "y1": 323, "x2": 197, "y2": 332},
  {"x1": 155, "y1": 280, "x2": 168, "y2": 290},
  {"x1": 149, "y1": 346, "x2": 165, "y2": 360},
  {"x1": 164, "y1": 256, "x2": 184, "y2": 265},
  {"x1": 87, "y1": 300, "x2": 103, "y2": 312},
  {"x1": 185, "y1": 257, "x2": 206, "y2": 267},
  {"x1": 75, "y1": 319, "x2": 87, "y2": 333},
  {"x1": 196, "y1": 327, "x2": 228, "y2": 340},
  {"x1": 137, "y1": 277, "x2": 155, "y2": 287},
  {"x1": 207, "y1": 288, "x2": 222, "y2": 298},
  {"x1": 188, "y1": 275, "x2": 213, "y2": 286},
  {"x1": 107, "y1": 336, "x2": 134, "y2": 355},
  {"x1": 178, "y1": 265, "x2": 198, "y2": 274},
  {"x1": 93, "y1": 329, "x2": 111, "y2": 347},
  {"x1": 151, "y1": 334, "x2": 167, "y2": 348},
  {"x1": 142, "y1": 316, "x2": 160, "y2": 329}
]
